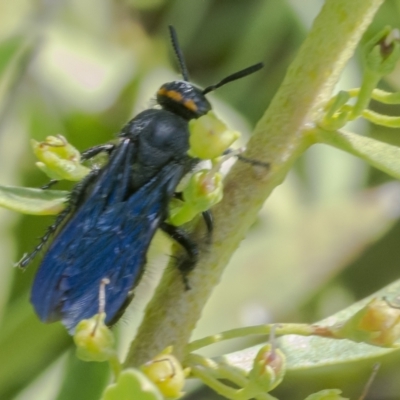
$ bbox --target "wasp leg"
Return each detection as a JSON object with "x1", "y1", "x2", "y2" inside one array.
[
  {"x1": 80, "y1": 143, "x2": 115, "y2": 161},
  {"x1": 18, "y1": 169, "x2": 100, "y2": 268},
  {"x1": 222, "y1": 148, "x2": 270, "y2": 169},
  {"x1": 236, "y1": 154, "x2": 270, "y2": 168},
  {"x1": 202, "y1": 210, "x2": 213, "y2": 242},
  {"x1": 160, "y1": 222, "x2": 198, "y2": 290},
  {"x1": 41, "y1": 180, "x2": 59, "y2": 190},
  {"x1": 173, "y1": 192, "x2": 213, "y2": 238},
  {"x1": 40, "y1": 144, "x2": 115, "y2": 190},
  {"x1": 173, "y1": 192, "x2": 183, "y2": 200},
  {"x1": 17, "y1": 206, "x2": 71, "y2": 268}
]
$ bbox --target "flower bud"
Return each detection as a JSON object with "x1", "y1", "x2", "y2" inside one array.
[
  {"x1": 100, "y1": 368, "x2": 163, "y2": 400},
  {"x1": 32, "y1": 135, "x2": 90, "y2": 181},
  {"x1": 332, "y1": 298, "x2": 400, "y2": 346},
  {"x1": 363, "y1": 27, "x2": 400, "y2": 77},
  {"x1": 188, "y1": 111, "x2": 240, "y2": 160},
  {"x1": 168, "y1": 170, "x2": 223, "y2": 226},
  {"x1": 183, "y1": 170, "x2": 223, "y2": 211},
  {"x1": 73, "y1": 312, "x2": 115, "y2": 362},
  {"x1": 247, "y1": 344, "x2": 286, "y2": 392},
  {"x1": 141, "y1": 347, "x2": 188, "y2": 399}
]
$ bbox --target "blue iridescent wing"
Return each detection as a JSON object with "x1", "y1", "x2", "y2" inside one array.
[{"x1": 31, "y1": 139, "x2": 185, "y2": 332}]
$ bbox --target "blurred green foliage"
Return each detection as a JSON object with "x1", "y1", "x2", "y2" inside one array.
[{"x1": 1, "y1": 1, "x2": 400, "y2": 399}]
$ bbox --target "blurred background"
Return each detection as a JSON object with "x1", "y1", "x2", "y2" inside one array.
[{"x1": 1, "y1": 0, "x2": 400, "y2": 399}]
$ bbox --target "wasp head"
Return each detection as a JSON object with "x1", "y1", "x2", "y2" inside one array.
[{"x1": 157, "y1": 81, "x2": 212, "y2": 120}]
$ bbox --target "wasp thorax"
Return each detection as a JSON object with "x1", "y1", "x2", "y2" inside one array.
[{"x1": 157, "y1": 81, "x2": 211, "y2": 120}]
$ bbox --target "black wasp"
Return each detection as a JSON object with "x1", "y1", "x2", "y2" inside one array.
[{"x1": 20, "y1": 26, "x2": 263, "y2": 333}]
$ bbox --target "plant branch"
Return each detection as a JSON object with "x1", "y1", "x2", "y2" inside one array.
[
  {"x1": 124, "y1": 0, "x2": 385, "y2": 367},
  {"x1": 314, "y1": 128, "x2": 400, "y2": 180}
]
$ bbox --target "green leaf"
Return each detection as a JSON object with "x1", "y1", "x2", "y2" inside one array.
[
  {"x1": 198, "y1": 182, "x2": 400, "y2": 334},
  {"x1": 0, "y1": 297, "x2": 71, "y2": 399},
  {"x1": 304, "y1": 389, "x2": 348, "y2": 400},
  {"x1": 100, "y1": 369, "x2": 163, "y2": 400},
  {"x1": 314, "y1": 128, "x2": 400, "y2": 179},
  {"x1": 0, "y1": 185, "x2": 67, "y2": 215},
  {"x1": 55, "y1": 351, "x2": 110, "y2": 400},
  {"x1": 0, "y1": 35, "x2": 25, "y2": 77},
  {"x1": 0, "y1": 35, "x2": 33, "y2": 115},
  {"x1": 222, "y1": 279, "x2": 400, "y2": 372}
]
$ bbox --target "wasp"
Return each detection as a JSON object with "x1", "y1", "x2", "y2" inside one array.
[{"x1": 19, "y1": 26, "x2": 263, "y2": 332}]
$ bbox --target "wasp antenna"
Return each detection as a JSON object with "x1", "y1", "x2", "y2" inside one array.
[
  {"x1": 203, "y1": 62, "x2": 264, "y2": 95},
  {"x1": 168, "y1": 25, "x2": 190, "y2": 81}
]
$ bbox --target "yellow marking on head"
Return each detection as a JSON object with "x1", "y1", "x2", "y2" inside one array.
[
  {"x1": 158, "y1": 87, "x2": 197, "y2": 112},
  {"x1": 183, "y1": 99, "x2": 198, "y2": 112},
  {"x1": 166, "y1": 90, "x2": 183, "y2": 102}
]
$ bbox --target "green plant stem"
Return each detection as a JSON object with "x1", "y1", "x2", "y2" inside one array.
[
  {"x1": 313, "y1": 128, "x2": 400, "y2": 179},
  {"x1": 332, "y1": 87, "x2": 400, "y2": 106},
  {"x1": 370, "y1": 88, "x2": 400, "y2": 104},
  {"x1": 187, "y1": 353, "x2": 277, "y2": 399},
  {"x1": 124, "y1": 0, "x2": 385, "y2": 367},
  {"x1": 186, "y1": 324, "x2": 315, "y2": 353},
  {"x1": 187, "y1": 353, "x2": 249, "y2": 386},
  {"x1": 190, "y1": 366, "x2": 277, "y2": 400},
  {"x1": 362, "y1": 109, "x2": 400, "y2": 127},
  {"x1": 189, "y1": 366, "x2": 243, "y2": 400},
  {"x1": 348, "y1": 87, "x2": 400, "y2": 104},
  {"x1": 349, "y1": 70, "x2": 381, "y2": 119},
  {"x1": 109, "y1": 354, "x2": 122, "y2": 380},
  {"x1": 214, "y1": 364, "x2": 249, "y2": 387}
]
